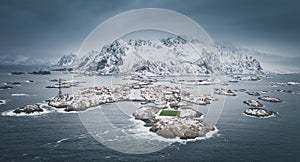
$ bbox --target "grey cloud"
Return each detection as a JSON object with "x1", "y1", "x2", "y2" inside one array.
[{"x1": 0, "y1": 0, "x2": 299, "y2": 62}]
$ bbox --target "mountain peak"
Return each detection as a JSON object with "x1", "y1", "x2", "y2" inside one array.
[
  {"x1": 55, "y1": 53, "x2": 76, "y2": 67},
  {"x1": 161, "y1": 36, "x2": 187, "y2": 47}
]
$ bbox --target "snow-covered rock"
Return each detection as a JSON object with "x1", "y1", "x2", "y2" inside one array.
[
  {"x1": 244, "y1": 108, "x2": 278, "y2": 118},
  {"x1": 132, "y1": 106, "x2": 160, "y2": 121},
  {"x1": 214, "y1": 88, "x2": 236, "y2": 96},
  {"x1": 178, "y1": 107, "x2": 202, "y2": 118},
  {"x1": 133, "y1": 105, "x2": 214, "y2": 139},
  {"x1": 258, "y1": 96, "x2": 282, "y2": 102},
  {"x1": 13, "y1": 104, "x2": 43, "y2": 114},
  {"x1": 48, "y1": 94, "x2": 74, "y2": 108},
  {"x1": 243, "y1": 100, "x2": 264, "y2": 107},
  {"x1": 246, "y1": 91, "x2": 260, "y2": 96},
  {"x1": 150, "y1": 118, "x2": 215, "y2": 139}
]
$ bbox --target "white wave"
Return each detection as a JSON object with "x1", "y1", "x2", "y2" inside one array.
[
  {"x1": 53, "y1": 108, "x2": 78, "y2": 114},
  {"x1": 0, "y1": 103, "x2": 82, "y2": 116},
  {"x1": 43, "y1": 142, "x2": 52, "y2": 146},
  {"x1": 287, "y1": 82, "x2": 300, "y2": 85},
  {"x1": 32, "y1": 156, "x2": 41, "y2": 161},
  {"x1": 4, "y1": 83, "x2": 22, "y2": 87},
  {"x1": 0, "y1": 100, "x2": 6, "y2": 105},
  {"x1": 107, "y1": 138, "x2": 118, "y2": 142},
  {"x1": 25, "y1": 80, "x2": 34, "y2": 83},
  {"x1": 43, "y1": 104, "x2": 102, "y2": 114},
  {"x1": 56, "y1": 138, "x2": 69, "y2": 144},
  {"x1": 11, "y1": 94, "x2": 29, "y2": 96},
  {"x1": 78, "y1": 106, "x2": 102, "y2": 113},
  {"x1": 77, "y1": 134, "x2": 88, "y2": 139},
  {"x1": 38, "y1": 104, "x2": 70, "y2": 114}
]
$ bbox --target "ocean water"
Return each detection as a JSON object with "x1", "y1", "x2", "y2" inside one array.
[{"x1": 0, "y1": 65, "x2": 299, "y2": 161}]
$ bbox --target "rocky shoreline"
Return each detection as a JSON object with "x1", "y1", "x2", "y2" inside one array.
[{"x1": 133, "y1": 105, "x2": 215, "y2": 139}]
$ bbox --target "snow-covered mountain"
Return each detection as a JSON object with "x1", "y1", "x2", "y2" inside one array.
[
  {"x1": 214, "y1": 43, "x2": 263, "y2": 74},
  {"x1": 55, "y1": 53, "x2": 76, "y2": 67},
  {"x1": 67, "y1": 36, "x2": 264, "y2": 75}
]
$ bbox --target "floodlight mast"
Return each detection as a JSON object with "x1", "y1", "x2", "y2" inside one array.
[{"x1": 58, "y1": 78, "x2": 62, "y2": 98}]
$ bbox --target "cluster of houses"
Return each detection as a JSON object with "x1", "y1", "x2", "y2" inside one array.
[{"x1": 46, "y1": 80, "x2": 219, "y2": 112}]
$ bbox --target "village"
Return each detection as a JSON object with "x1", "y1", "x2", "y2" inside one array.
[
  {"x1": 46, "y1": 79, "x2": 218, "y2": 112},
  {"x1": 12, "y1": 75, "x2": 285, "y2": 118},
  {"x1": 10, "y1": 75, "x2": 286, "y2": 139}
]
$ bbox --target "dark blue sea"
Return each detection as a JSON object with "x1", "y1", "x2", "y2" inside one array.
[{"x1": 0, "y1": 65, "x2": 299, "y2": 161}]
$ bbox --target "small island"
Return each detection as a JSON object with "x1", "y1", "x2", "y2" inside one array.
[
  {"x1": 234, "y1": 89, "x2": 247, "y2": 92},
  {"x1": 243, "y1": 100, "x2": 264, "y2": 107},
  {"x1": 133, "y1": 105, "x2": 215, "y2": 139},
  {"x1": 28, "y1": 70, "x2": 51, "y2": 75},
  {"x1": 11, "y1": 72, "x2": 25, "y2": 75},
  {"x1": 6, "y1": 82, "x2": 21, "y2": 85},
  {"x1": 214, "y1": 88, "x2": 236, "y2": 96},
  {"x1": 277, "y1": 89, "x2": 293, "y2": 94},
  {"x1": 13, "y1": 104, "x2": 43, "y2": 114},
  {"x1": 0, "y1": 85, "x2": 13, "y2": 90},
  {"x1": 258, "y1": 96, "x2": 282, "y2": 102},
  {"x1": 244, "y1": 108, "x2": 278, "y2": 118},
  {"x1": 246, "y1": 91, "x2": 260, "y2": 96}
]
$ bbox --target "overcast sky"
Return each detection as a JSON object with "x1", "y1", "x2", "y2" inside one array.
[{"x1": 0, "y1": 0, "x2": 299, "y2": 62}]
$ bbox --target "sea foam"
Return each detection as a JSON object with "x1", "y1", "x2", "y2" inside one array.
[
  {"x1": 11, "y1": 94, "x2": 29, "y2": 97},
  {"x1": 0, "y1": 100, "x2": 6, "y2": 105}
]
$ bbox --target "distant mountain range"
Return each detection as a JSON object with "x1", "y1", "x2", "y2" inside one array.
[
  {"x1": 0, "y1": 55, "x2": 51, "y2": 66},
  {"x1": 54, "y1": 36, "x2": 266, "y2": 75}
]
